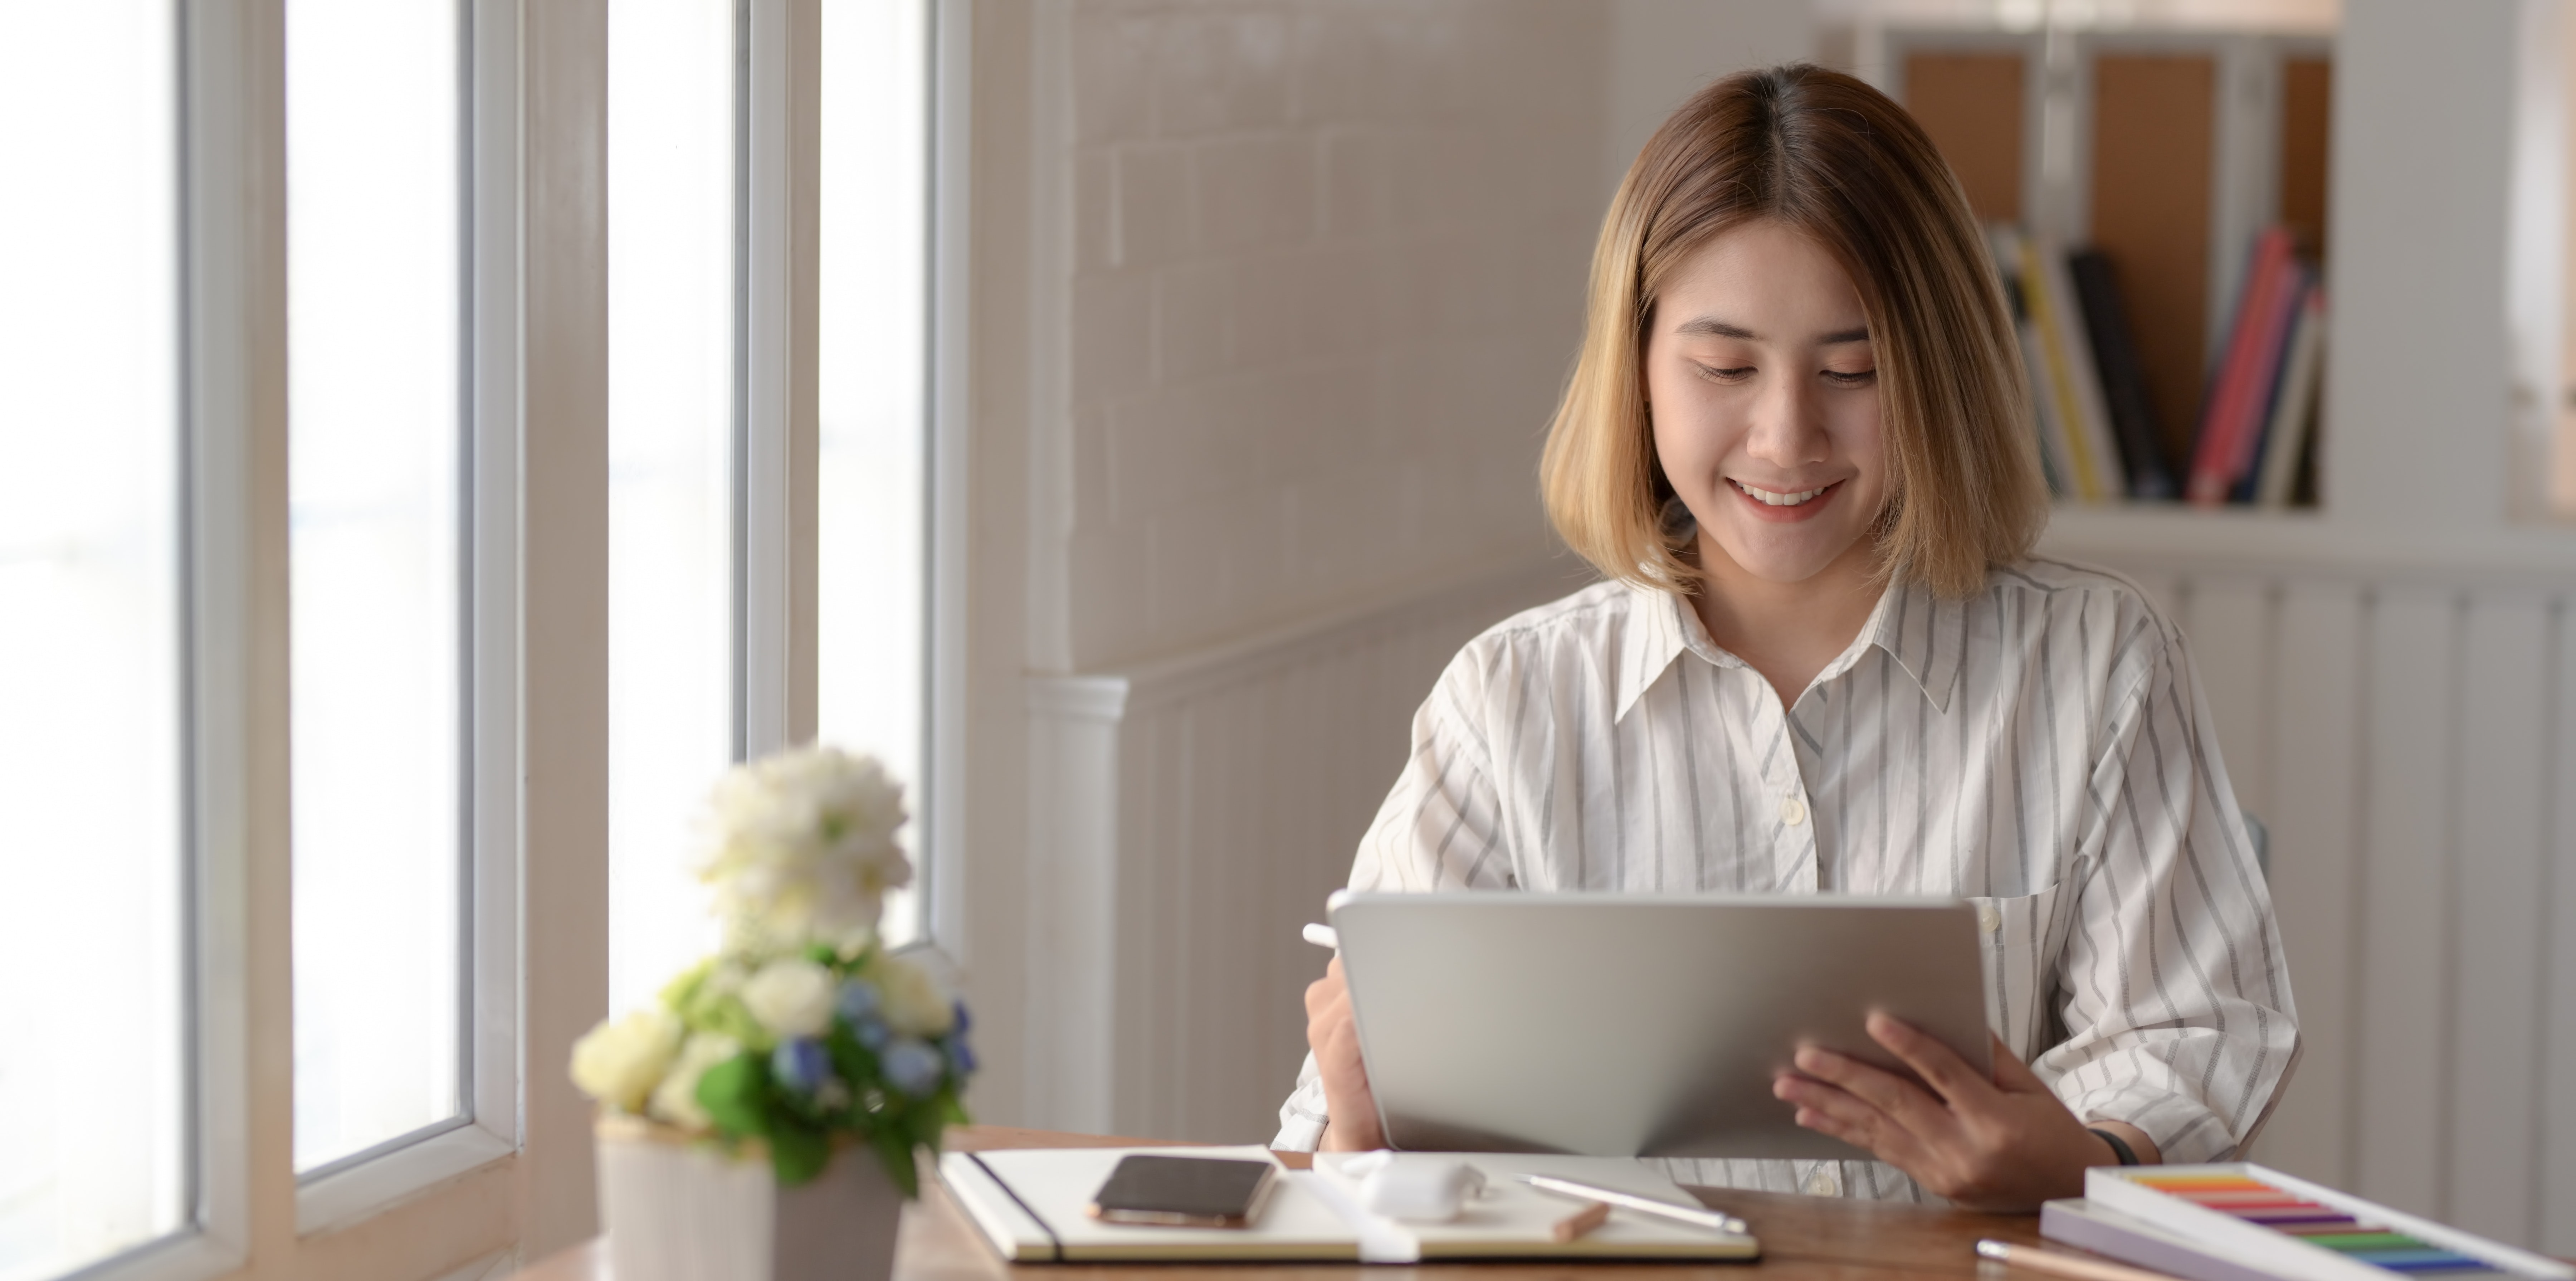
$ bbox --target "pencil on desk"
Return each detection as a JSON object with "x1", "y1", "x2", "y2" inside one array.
[{"x1": 1975, "y1": 1239, "x2": 2179, "y2": 1281}]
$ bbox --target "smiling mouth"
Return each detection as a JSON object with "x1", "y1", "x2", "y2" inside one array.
[{"x1": 1730, "y1": 479, "x2": 1840, "y2": 507}]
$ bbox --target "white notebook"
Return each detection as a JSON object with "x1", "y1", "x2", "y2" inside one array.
[{"x1": 937, "y1": 1146, "x2": 1761, "y2": 1264}]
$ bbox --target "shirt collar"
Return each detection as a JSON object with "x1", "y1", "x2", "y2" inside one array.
[
  {"x1": 1613, "y1": 575, "x2": 1963, "y2": 722},
  {"x1": 1846, "y1": 575, "x2": 1964, "y2": 713}
]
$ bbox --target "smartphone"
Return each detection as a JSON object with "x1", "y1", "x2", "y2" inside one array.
[{"x1": 1085, "y1": 1155, "x2": 1280, "y2": 1228}]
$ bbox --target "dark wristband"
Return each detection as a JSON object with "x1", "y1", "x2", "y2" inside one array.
[{"x1": 2087, "y1": 1127, "x2": 2141, "y2": 1166}]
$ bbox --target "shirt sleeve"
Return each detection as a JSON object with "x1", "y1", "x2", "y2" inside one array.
[
  {"x1": 2038, "y1": 615, "x2": 2301, "y2": 1163},
  {"x1": 1272, "y1": 649, "x2": 1514, "y2": 1148},
  {"x1": 1272, "y1": 1052, "x2": 1330, "y2": 1151}
]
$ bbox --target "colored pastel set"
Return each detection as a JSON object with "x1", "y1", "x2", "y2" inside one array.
[{"x1": 2082, "y1": 1165, "x2": 2573, "y2": 1281}]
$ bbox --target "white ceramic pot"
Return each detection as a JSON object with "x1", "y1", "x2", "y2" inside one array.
[{"x1": 595, "y1": 1116, "x2": 905, "y2": 1281}]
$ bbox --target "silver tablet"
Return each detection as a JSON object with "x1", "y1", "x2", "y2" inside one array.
[{"x1": 1329, "y1": 890, "x2": 1992, "y2": 1160}]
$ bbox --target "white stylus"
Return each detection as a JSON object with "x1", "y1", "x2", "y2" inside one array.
[
  {"x1": 1302, "y1": 922, "x2": 1340, "y2": 950},
  {"x1": 1519, "y1": 1174, "x2": 1750, "y2": 1237}
]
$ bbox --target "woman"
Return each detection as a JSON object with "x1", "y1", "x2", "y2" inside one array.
[{"x1": 1273, "y1": 64, "x2": 2296, "y2": 1212}]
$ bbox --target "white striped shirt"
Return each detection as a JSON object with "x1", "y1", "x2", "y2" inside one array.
[{"x1": 1274, "y1": 560, "x2": 2299, "y2": 1202}]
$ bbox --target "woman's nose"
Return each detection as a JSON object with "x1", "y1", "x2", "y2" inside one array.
[{"x1": 1743, "y1": 375, "x2": 1829, "y2": 466}]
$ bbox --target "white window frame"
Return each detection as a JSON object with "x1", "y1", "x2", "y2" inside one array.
[
  {"x1": 292, "y1": 0, "x2": 518, "y2": 1231},
  {"x1": 63, "y1": 0, "x2": 963, "y2": 1275}
]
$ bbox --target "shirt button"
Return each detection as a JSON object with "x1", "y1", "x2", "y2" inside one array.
[
  {"x1": 1977, "y1": 903, "x2": 2002, "y2": 935},
  {"x1": 1780, "y1": 795, "x2": 1807, "y2": 827},
  {"x1": 1804, "y1": 1168, "x2": 1839, "y2": 1197}
]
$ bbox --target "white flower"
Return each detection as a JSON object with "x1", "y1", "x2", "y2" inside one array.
[
  {"x1": 740, "y1": 957, "x2": 836, "y2": 1039},
  {"x1": 570, "y1": 1009, "x2": 683, "y2": 1114},
  {"x1": 697, "y1": 746, "x2": 912, "y2": 952},
  {"x1": 870, "y1": 955, "x2": 954, "y2": 1037},
  {"x1": 647, "y1": 1032, "x2": 742, "y2": 1132}
]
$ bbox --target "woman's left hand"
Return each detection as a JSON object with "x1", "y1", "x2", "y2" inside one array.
[{"x1": 1771, "y1": 1012, "x2": 2157, "y2": 1210}]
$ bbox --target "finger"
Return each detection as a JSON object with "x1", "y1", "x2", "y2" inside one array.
[
  {"x1": 1791, "y1": 1105, "x2": 1873, "y2": 1150},
  {"x1": 1866, "y1": 1013, "x2": 1997, "y2": 1105},
  {"x1": 1985, "y1": 1032, "x2": 2050, "y2": 1093},
  {"x1": 1773, "y1": 1074, "x2": 1932, "y2": 1169},
  {"x1": 1792, "y1": 1045, "x2": 1956, "y2": 1138}
]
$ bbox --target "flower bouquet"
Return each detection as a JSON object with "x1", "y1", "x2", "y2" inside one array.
[{"x1": 571, "y1": 746, "x2": 973, "y2": 1281}]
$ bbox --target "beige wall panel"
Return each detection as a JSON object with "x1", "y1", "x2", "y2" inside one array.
[
  {"x1": 2089, "y1": 53, "x2": 2216, "y2": 465},
  {"x1": 1903, "y1": 51, "x2": 2024, "y2": 223}
]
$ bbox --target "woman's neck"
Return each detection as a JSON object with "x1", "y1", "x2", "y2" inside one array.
[{"x1": 1688, "y1": 534, "x2": 1885, "y2": 709}]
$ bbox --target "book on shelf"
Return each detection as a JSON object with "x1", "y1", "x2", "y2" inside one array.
[
  {"x1": 1991, "y1": 226, "x2": 2076, "y2": 497},
  {"x1": 2065, "y1": 248, "x2": 2177, "y2": 500},
  {"x1": 2010, "y1": 228, "x2": 2128, "y2": 501},
  {"x1": 2190, "y1": 227, "x2": 2302, "y2": 505},
  {"x1": 2251, "y1": 285, "x2": 2326, "y2": 508}
]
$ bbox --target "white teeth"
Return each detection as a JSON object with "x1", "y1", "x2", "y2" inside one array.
[{"x1": 1736, "y1": 481, "x2": 1828, "y2": 506}]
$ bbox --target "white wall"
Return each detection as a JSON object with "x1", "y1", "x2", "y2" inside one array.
[
  {"x1": 1029, "y1": 0, "x2": 1606, "y2": 675},
  {"x1": 965, "y1": 0, "x2": 1815, "y2": 1141},
  {"x1": 1604, "y1": 0, "x2": 1815, "y2": 195}
]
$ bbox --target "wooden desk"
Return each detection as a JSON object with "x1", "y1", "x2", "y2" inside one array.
[{"x1": 518, "y1": 1125, "x2": 2052, "y2": 1281}]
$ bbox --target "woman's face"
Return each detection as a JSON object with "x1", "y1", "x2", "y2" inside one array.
[{"x1": 1644, "y1": 218, "x2": 1887, "y2": 588}]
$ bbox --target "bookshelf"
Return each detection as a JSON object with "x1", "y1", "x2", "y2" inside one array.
[{"x1": 1848, "y1": 10, "x2": 2336, "y2": 512}]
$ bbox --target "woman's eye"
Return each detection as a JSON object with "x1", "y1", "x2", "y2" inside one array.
[
  {"x1": 1823, "y1": 368, "x2": 1877, "y2": 388},
  {"x1": 1694, "y1": 362, "x2": 1754, "y2": 384}
]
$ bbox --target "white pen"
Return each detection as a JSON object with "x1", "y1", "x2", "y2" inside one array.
[
  {"x1": 1518, "y1": 1174, "x2": 1750, "y2": 1237},
  {"x1": 1302, "y1": 922, "x2": 1340, "y2": 950}
]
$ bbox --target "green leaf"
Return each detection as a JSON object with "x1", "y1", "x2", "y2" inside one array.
[
  {"x1": 870, "y1": 1128, "x2": 921, "y2": 1199},
  {"x1": 696, "y1": 1052, "x2": 772, "y2": 1139},
  {"x1": 769, "y1": 1122, "x2": 831, "y2": 1187}
]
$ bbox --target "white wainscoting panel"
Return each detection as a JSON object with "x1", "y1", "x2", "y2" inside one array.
[
  {"x1": 1023, "y1": 558, "x2": 1587, "y2": 1144},
  {"x1": 2046, "y1": 508, "x2": 2576, "y2": 1253}
]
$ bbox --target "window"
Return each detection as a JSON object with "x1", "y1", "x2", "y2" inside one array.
[
  {"x1": 6, "y1": 2, "x2": 953, "y2": 1275},
  {"x1": 609, "y1": 0, "x2": 941, "y2": 999},
  {"x1": 607, "y1": 0, "x2": 738, "y2": 1014},
  {"x1": 284, "y1": 0, "x2": 469, "y2": 1175},
  {"x1": 818, "y1": 0, "x2": 933, "y2": 946},
  {"x1": 0, "y1": 4, "x2": 185, "y2": 1277}
]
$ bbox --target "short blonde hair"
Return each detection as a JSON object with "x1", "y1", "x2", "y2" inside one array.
[{"x1": 1540, "y1": 64, "x2": 2047, "y2": 599}]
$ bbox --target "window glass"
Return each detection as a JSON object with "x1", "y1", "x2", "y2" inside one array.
[
  {"x1": 818, "y1": 0, "x2": 932, "y2": 946},
  {"x1": 0, "y1": 3, "x2": 187, "y2": 1275},
  {"x1": 286, "y1": 0, "x2": 467, "y2": 1172},
  {"x1": 608, "y1": 0, "x2": 737, "y2": 1012}
]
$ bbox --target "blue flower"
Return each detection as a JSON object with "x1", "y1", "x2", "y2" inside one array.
[
  {"x1": 835, "y1": 979, "x2": 880, "y2": 1025},
  {"x1": 944, "y1": 1033, "x2": 978, "y2": 1078},
  {"x1": 950, "y1": 1000, "x2": 971, "y2": 1035},
  {"x1": 771, "y1": 1037, "x2": 831, "y2": 1095},
  {"x1": 849, "y1": 1012, "x2": 889, "y2": 1050},
  {"x1": 881, "y1": 1038, "x2": 945, "y2": 1098}
]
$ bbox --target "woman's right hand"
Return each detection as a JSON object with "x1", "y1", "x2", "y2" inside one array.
[{"x1": 1304, "y1": 955, "x2": 1386, "y2": 1151}]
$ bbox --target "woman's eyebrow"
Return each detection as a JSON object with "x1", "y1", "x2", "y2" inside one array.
[
  {"x1": 1675, "y1": 316, "x2": 1758, "y2": 339},
  {"x1": 1673, "y1": 317, "x2": 1872, "y2": 345}
]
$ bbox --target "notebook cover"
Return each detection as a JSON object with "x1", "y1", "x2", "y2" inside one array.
[
  {"x1": 2042, "y1": 1198, "x2": 2288, "y2": 1281},
  {"x1": 938, "y1": 1146, "x2": 1760, "y2": 1265},
  {"x1": 2086, "y1": 1164, "x2": 2576, "y2": 1281}
]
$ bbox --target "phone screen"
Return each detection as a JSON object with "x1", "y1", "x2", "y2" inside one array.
[{"x1": 1086, "y1": 1155, "x2": 1279, "y2": 1228}]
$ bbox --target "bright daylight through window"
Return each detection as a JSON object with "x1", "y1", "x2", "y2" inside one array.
[
  {"x1": 609, "y1": 0, "x2": 738, "y2": 1013},
  {"x1": 286, "y1": 0, "x2": 468, "y2": 1173},
  {"x1": 0, "y1": 4, "x2": 186, "y2": 1278},
  {"x1": 819, "y1": 0, "x2": 933, "y2": 947}
]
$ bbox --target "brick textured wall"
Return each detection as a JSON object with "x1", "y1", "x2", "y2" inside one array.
[{"x1": 1048, "y1": 0, "x2": 1607, "y2": 669}]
